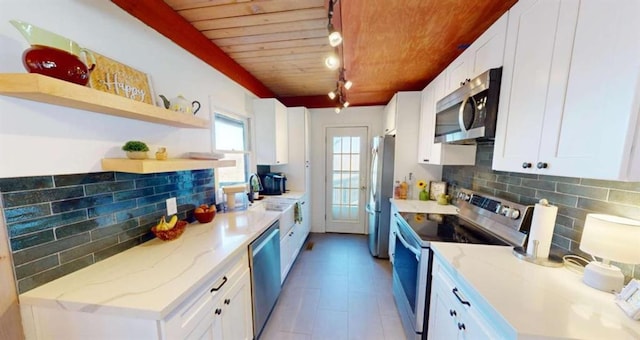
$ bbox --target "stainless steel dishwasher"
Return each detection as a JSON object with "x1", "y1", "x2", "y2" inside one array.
[{"x1": 249, "y1": 220, "x2": 281, "y2": 339}]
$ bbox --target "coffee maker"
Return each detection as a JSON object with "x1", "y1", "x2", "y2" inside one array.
[{"x1": 259, "y1": 172, "x2": 287, "y2": 195}]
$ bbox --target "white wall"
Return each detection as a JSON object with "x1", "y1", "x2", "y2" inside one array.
[
  {"x1": 309, "y1": 106, "x2": 384, "y2": 233},
  {"x1": 0, "y1": 0, "x2": 257, "y2": 178}
]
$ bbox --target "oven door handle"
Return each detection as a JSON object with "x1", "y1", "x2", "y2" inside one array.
[{"x1": 395, "y1": 221, "x2": 421, "y2": 261}]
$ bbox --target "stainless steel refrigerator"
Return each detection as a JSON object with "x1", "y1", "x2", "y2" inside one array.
[{"x1": 367, "y1": 135, "x2": 395, "y2": 258}]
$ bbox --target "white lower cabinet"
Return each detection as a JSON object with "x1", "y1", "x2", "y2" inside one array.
[
  {"x1": 20, "y1": 253, "x2": 253, "y2": 340},
  {"x1": 279, "y1": 199, "x2": 310, "y2": 284},
  {"x1": 165, "y1": 253, "x2": 253, "y2": 340},
  {"x1": 428, "y1": 255, "x2": 511, "y2": 340},
  {"x1": 186, "y1": 269, "x2": 251, "y2": 340}
]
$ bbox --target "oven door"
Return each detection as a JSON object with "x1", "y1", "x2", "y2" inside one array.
[{"x1": 392, "y1": 214, "x2": 430, "y2": 339}]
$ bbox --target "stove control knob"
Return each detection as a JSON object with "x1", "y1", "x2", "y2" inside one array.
[
  {"x1": 462, "y1": 193, "x2": 471, "y2": 201},
  {"x1": 501, "y1": 205, "x2": 510, "y2": 216},
  {"x1": 509, "y1": 209, "x2": 521, "y2": 220},
  {"x1": 494, "y1": 203, "x2": 502, "y2": 213}
]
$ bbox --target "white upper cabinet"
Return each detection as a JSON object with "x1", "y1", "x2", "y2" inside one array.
[
  {"x1": 253, "y1": 98, "x2": 289, "y2": 165},
  {"x1": 442, "y1": 12, "x2": 508, "y2": 96},
  {"x1": 493, "y1": 0, "x2": 640, "y2": 180},
  {"x1": 417, "y1": 74, "x2": 476, "y2": 165},
  {"x1": 281, "y1": 107, "x2": 309, "y2": 192},
  {"x1": 383, "y1": 94, "x2": 398, "y2": 135}
]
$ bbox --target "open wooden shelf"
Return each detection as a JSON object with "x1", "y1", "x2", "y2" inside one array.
[
  {"x1": 101, "y1": 158, "x2": 236, "y2": 174},
  {"x1": 0, "y1": 73, "x2": 209, "y2": 129}
]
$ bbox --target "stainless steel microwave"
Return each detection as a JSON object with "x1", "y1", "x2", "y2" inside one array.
[{"x1": 434, "y1": 67, "x2": 502, "y2": 144}]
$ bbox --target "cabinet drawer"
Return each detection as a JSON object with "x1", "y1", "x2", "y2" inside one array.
[{"x1": 164, "y1": 253, "x2": 248, "y2": 339}]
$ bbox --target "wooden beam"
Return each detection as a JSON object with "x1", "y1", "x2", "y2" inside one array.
[
  {"x1": 177, "y1": 0, "x2": 324, "y2": 21},
  {"x1": 193, "y1": 8, "x2": 326, "y2": 31},
  {"x1": 220, "y1": 37, "x2": 329, "y2": 53},
  {"x1": 111, "y1": 0, "x2": 274, "y2": 98},
  {"x1": 164, "y1": 0, "x2": 253, "y2": 11},
  {"x1": 213, "y1": 29, "x2": 327, "y2": 47},
  {"x1": 203, "y1": 18, "x2": 326, "y2": 39}
]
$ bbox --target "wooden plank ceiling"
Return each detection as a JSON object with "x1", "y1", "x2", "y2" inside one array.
[{"x1": 112, "y1": 0, "x2": 516, "y2": 108}]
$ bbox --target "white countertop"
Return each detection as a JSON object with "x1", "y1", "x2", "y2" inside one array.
[
  {"x1": 19, "y1": 205, "x2": 280, "y2": 320},
  {"x1": 431, "y1": 243, "x2": 640, "y2": 339},
  {"x1": 390, "y1": 198, "x2": 459, "y2": 215},
  {"x1": 257, "y1": 191, "x2": 305, "y2": 201}
]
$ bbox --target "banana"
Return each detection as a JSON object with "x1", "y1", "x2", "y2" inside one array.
[
  {"x1": 166, "y1": 215, "x2": 178, "y2": 230},
  {"x1": 155, "y1": 216, "x2": 169, "y2": 231}
]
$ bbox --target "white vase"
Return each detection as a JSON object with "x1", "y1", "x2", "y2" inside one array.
[{"x1": 126, "y1": 151, "x2": 147, "y2": 160}]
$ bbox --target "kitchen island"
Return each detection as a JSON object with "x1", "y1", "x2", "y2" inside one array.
[
  {"x1": 430, "y1": 243, "x2": 640, "y2": 339},
  {"x1": 19, "y1": 203, "x2": 281, "y2": 339}
]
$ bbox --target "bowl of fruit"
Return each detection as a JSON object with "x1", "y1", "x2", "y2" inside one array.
[
  {"x1": 194, "y1": 204, "x2": 216, "y2": 223},
  {"x1": 151, "y1": 215, "x2": 187, "y2": 241}
]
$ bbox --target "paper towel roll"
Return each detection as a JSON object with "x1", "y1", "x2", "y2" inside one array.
[{"x1": 526, "y1": 202, "x2": 558, "y2": 259}]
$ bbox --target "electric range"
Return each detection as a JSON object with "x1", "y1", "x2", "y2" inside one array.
[{"x1": 391, "y1": 188, "x2": 534, "y2": 340}]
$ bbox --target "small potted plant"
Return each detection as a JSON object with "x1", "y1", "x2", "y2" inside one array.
[{"x1": 122, "y1": 141, "x2": 149, "y2": 159}]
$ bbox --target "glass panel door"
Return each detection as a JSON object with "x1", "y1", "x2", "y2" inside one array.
[{"x1": 325, "y1": 127, "x2": 368, "y2": 234}]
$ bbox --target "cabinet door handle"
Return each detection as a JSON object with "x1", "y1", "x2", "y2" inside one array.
[
  {"x1": 452, "y1": 288, "x2": 471, "y2": 307},
  {"x1": 536, "y1": 162, "x2": 548, "y2": 169},
  {"x1": 214, "y1": 308, "x2": 222, "y2": 315},
  {"x1": 457, "y1": 322, "x2": 466, "y2": 331},
  {"x1": 224, "y1": 298, "x2": 231, "y2": 305},
  {"x1": 460, "y1": 81, "x2": 465, "y2": 86},
  {"x1": 210, "y1": 276, "x2": 228, "y2": 292},
  {"x1": 522, "y1": 162, "x2": 532, "y2": 169},
  {"x1": 449, "y1": 309, "x2": 457, "y2": 317}
]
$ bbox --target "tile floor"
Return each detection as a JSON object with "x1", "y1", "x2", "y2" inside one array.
[{"x1": 260, "y1": 233, "x2": 407, "y2": 340}]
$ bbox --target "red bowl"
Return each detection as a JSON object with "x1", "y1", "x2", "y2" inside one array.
[
  {"x1": 151, "y1": 220, "x2": 187, "y2": 241},
  {"x1": 23, "y1": 45, "x2": 93, "y2": 86},
  {"x1": 194, "y1": 210, "x2": 215, "y2": 223}
]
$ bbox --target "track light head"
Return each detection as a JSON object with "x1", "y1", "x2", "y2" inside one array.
[
  {"x1": 325, "y1": 54, "x2": 340, "y2": 70},
  {"x1": 328, "y1": 24, "x2": 343, "y2": 47}
]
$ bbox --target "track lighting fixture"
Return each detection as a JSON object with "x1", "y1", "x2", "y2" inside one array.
[
  {"x1": 327, "y1": 0, "x2": 342, "y2": 47},
  {"x1": 328, "y1": 67, "x2": 351, "y2": 113},
  {"x1": 326, "y1": 0, "x2": 350, "y2": 113}
]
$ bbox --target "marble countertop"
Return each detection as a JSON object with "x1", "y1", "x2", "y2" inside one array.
[
  {"x1": 270, "y1": 191, "x2": 305, "y2": 200},
  {"x1": 390, "y1": 198, "x2": 459, "y2": 215},
  {"x1": 19, "y1": 205, "x2": 280, "y2": 320},
  {"x1": 431, "y1": 243, "x2": 640, "y2": 339}
]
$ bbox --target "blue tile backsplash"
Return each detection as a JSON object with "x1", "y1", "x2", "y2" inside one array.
[
  {"x1": 0, "y1": 169, "x2": 216, "y2": 293},
  {"x1": 443, "y1": 143, "x2": 640, "y2": 280}
]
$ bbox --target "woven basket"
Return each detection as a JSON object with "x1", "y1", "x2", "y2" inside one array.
[{"x1": 151, "y1": 220, "x2": 187, "y2": 241}]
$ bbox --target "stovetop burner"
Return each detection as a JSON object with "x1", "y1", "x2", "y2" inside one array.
[
  {"x1": 397, "y1": 212, "x2": 455, "y2": 243},
  {"x1": 396, "y1": 188, "x2": 534, "y2": 248}
]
